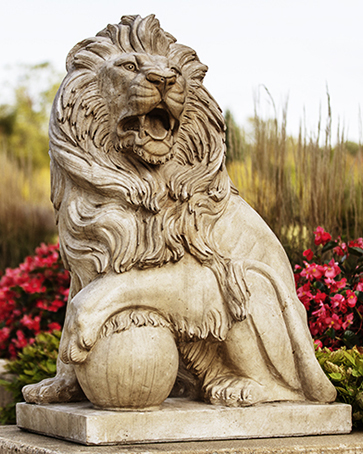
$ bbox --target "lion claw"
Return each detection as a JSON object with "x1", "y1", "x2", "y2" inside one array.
[
  {"x1": 204, "y1": 376, "x2": 265, "y2": 407},
  {"x1": 22, "y1": 375, "x2": 85, "y2": 404}
]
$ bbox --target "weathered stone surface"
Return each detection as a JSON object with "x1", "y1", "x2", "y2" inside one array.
[
  {"x1": 0, "y1": 360, "x2": 13, "y2": 408},
  {"x1": 21, "y1": 14, "x2": 338, "y2": 414},
  {"x1": 17, "y1": 399, "x2": 351, "y2": 445},
  {"x1": 1, "y1": 425, "x2": 361, "y2": 454}
]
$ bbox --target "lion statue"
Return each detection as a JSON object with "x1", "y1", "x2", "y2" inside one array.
[{"x1": 23, "y1": 14, "x2": 336, "y2": 408}]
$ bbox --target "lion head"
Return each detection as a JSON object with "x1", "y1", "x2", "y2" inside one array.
[{"x1": 49, "y1": 15, "x2": 244, "y2": 320}]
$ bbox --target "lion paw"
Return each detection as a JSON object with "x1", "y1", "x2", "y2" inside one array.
[
  {"x1": 204, "y1": 376, "x2": 266, "y2": 407},
  {"x1": 22, "y1": 375, "x2": 85, "y2": 404}
]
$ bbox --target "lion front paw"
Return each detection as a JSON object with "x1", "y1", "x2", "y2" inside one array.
[
  {"x1": 203, "y1": 376, "x2": 266, "y2": 407},
  {"x1": 22, "y1": 375, "x2": 85, "y2": 404}
]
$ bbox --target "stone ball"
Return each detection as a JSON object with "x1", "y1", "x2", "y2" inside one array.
[{"x1": 74, "y1": 324, "x2": 179, "y2": 411}]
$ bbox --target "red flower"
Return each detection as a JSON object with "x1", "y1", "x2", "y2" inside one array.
[
  {"x1": 314, "y1": 290, "x2": 327, "y2": 304},
  {"x1": 48, "y1": 322, "x2": 61, "y2": 332},
  {"x1": 348, "y1": 238, "x2": 363, "y2": 249},
  {"x1": 0, "y1": 241, "x2": 69, "y2": 359},
  {"x1": 313, "y1": 226, "x2": 332, "y2": 246},
  {"x1": 303, "y1": 249, "x2": 314, "y2": 261},
  {"x1": 13, "y1": 330, "x2": 29, "y2": 350},
  {"x1": 333, "y1": 244, "x2": 346, "y2": 256}
]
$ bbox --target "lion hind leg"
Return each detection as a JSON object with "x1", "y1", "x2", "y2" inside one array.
[{"x1": 178, "y1": 340, "x2": 259, "y2": 406}]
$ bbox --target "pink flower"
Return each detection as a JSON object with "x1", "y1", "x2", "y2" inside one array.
[
  {"x1": 301, "y1": 263, "x2": 324, "y2": 280},
  {"x1": 324, "y1": 277, "x2": 347, "y2": 292},
  {"x1": 20, "y1": 315, "x2": 41, "y2": 333},
  {"x1": 330, "y1": 314, "x2": 343, "y2": 330},
  {"x1": 324, "y1": 259, "x2": 341, "y2": 279},
  {"x1": 313, "y1": 226, "x2": 332, "y2": 246},
  {"x1": 297, "y1": 283, "x2": 313, "y2": 309},
  {"x1": 0, "y1": 327, "x2": 10, "y2": 344},
  {"x1": 331, "y1": 294, "x2": 347, "y2": 312},
  {"x1": 346, "y1": 290, "x2": 357, "y2": 308},
  {"x1": 13, "y1": 330, "x2": 28, "y2": 350},
  {"x1": 314, "y1": 339, "x2": 323, "y2": 349},
  {"x1": 342, "y1": 313, "x2": 354, "y2": 330}
]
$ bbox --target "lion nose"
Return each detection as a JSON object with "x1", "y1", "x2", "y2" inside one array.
[{"x1": 146, "y1": 71, "x2": 177, "y2": 90}]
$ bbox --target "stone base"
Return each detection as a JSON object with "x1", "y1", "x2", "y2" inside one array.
[{"x1": 16, "y1": 398, "x2": 351, "y2": 446}]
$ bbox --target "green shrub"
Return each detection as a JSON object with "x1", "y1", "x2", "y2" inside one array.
[
  {"x1": 0, "y1": 330, "x2": 60, "y2": 424},
  {"x1": 316, "y1": 346, "x2": 363, "y2": 428}
]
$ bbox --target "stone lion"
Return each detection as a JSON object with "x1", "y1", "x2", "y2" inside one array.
[{"x1": 23, "y1": 14, "x2": 336, "y2": 407}]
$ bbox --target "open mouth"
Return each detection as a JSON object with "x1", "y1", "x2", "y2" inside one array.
[{"x1": 118, "y1": 107, "x2": 177, "y2": 142}]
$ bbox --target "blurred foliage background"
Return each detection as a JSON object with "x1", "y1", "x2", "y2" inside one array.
[
  {"x1": 0, "y1": 64, "x2": 61, "y2": 270},
  {"x1": 0, "y1": 65, "x2": 362, "y2": 270},
  {"x1": 225, "y1": 91, "x2": 363, "y2": 264}
]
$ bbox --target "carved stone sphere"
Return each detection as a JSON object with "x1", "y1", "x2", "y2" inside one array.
[{"x1": 74, "y1": 324, "x2": 179, "y2": 411}]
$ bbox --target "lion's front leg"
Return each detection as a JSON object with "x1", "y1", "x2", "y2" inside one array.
[{"x1": 61, "y1": 253, "x2": 226, "y2": 365}]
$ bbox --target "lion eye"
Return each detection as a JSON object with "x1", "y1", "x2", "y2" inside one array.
[
  {"x1": 171, "y1": 66, "x2": 181, "y2": 75},
  {"x1": 123, "y1": 63, "x2": 137, "y2": 72}
]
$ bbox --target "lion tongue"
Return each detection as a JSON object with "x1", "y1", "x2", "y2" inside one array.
[{"x1": 142, "y1": 112, "x2": 169, "y2": 141}]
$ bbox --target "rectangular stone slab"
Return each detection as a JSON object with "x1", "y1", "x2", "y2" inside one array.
[{"x1": 16, "y1": 398, "x2": 351, "y2": 446}]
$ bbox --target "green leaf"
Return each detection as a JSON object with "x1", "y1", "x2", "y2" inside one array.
[
  {"x1": 314, "y1": 281, "x2": 327, "y2": 291},
  {"x1": 325, "y1": 328, "x2": 336, "y2": 339},
  {"x1": 343, "y1": 351, "x2": 356, "y2": 366},
  {"x1": 348, "y1": 246, "x2": 363, "y2": 257},
  {"x1": 329, "y1": 372, "x2": 342, "y2": 380},
  {"x1": 343, "y1": 331, "x2": 360, "y2": 350},
  {"x1": 322, "y1": 241, "x2": 338, "y2": 253},
  {"x1": 355, "y1": 358, "x2": 363, "y2": 376}
]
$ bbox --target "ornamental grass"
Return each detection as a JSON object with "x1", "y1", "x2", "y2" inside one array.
[{"x1": 226, "y1": 100, "x2": 363, "y2": 265}]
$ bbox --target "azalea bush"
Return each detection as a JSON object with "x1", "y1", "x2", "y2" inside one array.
[
  {"x1": 0, "y1": 243, "x2": 69, "y2": 359},
  {"x1": 295, "y1": 227, "x2": 363, "y2": 349}
]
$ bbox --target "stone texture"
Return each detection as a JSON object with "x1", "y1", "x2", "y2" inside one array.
[
  {"x1": 16, "y1": 399, "x2": 351, "y2": 445},
  {"x1": 0, "y1": 360, "x2": 13, "y2": 408},
  {"x1": 23, "y1": 14, "x2": 337, "y2": 414},
  {"x1": 1, "y1": 425, "x2": 362, "y2": 454}
]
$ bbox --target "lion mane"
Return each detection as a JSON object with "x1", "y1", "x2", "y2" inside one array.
[{"x1": 49, "y1": 14, "x2": 247, "y2": 337}]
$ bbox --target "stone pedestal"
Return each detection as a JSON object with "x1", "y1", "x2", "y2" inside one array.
[{"x1": 17, "y1": 398, "x2": 351, "y2": 446}]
